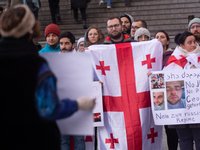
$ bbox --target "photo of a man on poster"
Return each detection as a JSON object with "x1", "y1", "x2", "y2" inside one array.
[
  {"x1": 166, "y1": 80, "x2": 186, "y2": 109},
  {"x1": 153, "y1": 92, "x2": 165, "y2": 111}
]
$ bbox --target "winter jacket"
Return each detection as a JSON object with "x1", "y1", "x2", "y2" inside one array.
[
  {"x1": 23, "y1": 0, "x2": 41, "y2": 11},
  {"x1": 162, "y1": 48, "x2": 173, "y2": 69},
  {"x1": 0, "y1": 35, "x2": 61, "y2": 149},
  {"x1": 39, "y1": 43, "x2": 60, "y2": 53},
  {"x1": 103, "y1": 33, "x2": 131, "y2": 44}
]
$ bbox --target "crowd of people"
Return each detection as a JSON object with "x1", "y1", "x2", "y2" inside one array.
[{"x1": 1, "y1": 1, "x2": 200, "y2": 150}]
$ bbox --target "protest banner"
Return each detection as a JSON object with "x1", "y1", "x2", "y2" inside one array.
[
  {"x1": 150, "y1": 69, "x2": 200, "y2": 125},
  {"x1": 40, "y1": 53, "x2": 94, "y2": 135}
]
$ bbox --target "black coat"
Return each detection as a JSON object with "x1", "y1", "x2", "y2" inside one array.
[
  {"x1": 71, "y1": 0, "x2": 88, "y2": 9},
  {"x1": 0, "y1": 35, "x2": 61, "y2": 150}
]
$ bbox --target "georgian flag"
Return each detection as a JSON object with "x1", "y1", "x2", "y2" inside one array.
[
  {"x1": 88, "y1": 39, "x2": 163, "y2": 150},
  {"x1": 164, "y1": 46, "x2": 200, "y2": 70}
]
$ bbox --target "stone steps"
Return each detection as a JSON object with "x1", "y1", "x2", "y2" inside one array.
[
  {"x1": 0, "y1": 0, "x2": 199, "y2": 49},
  {"x1": 0, "y1": 0, "x2": 6, "y2": 7}
]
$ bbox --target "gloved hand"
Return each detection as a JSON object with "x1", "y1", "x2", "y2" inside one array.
[{"x1": 77, "y1": 97, "x2": 95, "y2": 111}]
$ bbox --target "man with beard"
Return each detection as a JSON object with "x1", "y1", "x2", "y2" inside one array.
[
  {"x1": 104, "y1": 16, "x2": 131, "y2": 44},
  {"x1": 153, "y1": 92, "x2": 165, "y2": 110},
  {"x1": 59, "y1": 32, "x2": 86, "y2": 150},
  {"x1": 188, "y1": 18, "x2": 200, "y2": 45},
  {"x1": 39, "y1": 24, "x2": 60, "y2": 53},
  {"x1": 59, "y1": 31, "x2": 76, "y2": 52},
  {"x1": 166, "y1": 81, "x2": 186, "y2": 109},
  {"x1": 119, "y1": 14, "x2": 133, "y2": 35}
]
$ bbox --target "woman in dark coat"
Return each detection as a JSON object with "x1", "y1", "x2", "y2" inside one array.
[
  {"x1": 154, "y1": 30, "x2": 179, "y2": 150},
  {"x1": 71, "y1": 0, "x2": 89, "y2": 29},
  {"x1": 0, "y1": 4, "x2": 95, "y2": 150}
]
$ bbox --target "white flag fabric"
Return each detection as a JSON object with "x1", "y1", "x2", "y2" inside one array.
[
  {"x1": 164, "y1": 46, "x2": 200, "y2": 71},
  {"x1": 89, "y1": 39, "x2": 163, "y2": 150}
]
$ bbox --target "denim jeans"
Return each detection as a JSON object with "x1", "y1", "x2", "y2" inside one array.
[
  {"x1": 100, "y1": 0, "x2": 111, "y2": 7},
  {"x1": 61, "y1": 135, "x2": 85, "y2": 150}
]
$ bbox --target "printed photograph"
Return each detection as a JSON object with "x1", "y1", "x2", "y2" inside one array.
[
  {"x1": 153, "y1": 91, "x2": 165, "y2": 111},
  {"x1": 94, "y1": 113, "x2": 101, "y2": 122},
  {"x1": 151, "y1": 73, "x2": 165, "y2": 89},
  {"x1": 166, "y1": 80, "x2": 186, "y2": 109}
]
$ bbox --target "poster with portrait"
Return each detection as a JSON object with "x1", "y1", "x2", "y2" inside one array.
[
  {"x1": 92, "y1": 82, "x2": 104, "y2": 127},
  {"x1": 150, "y1": 69, "x2": 200, "y2": 125}
]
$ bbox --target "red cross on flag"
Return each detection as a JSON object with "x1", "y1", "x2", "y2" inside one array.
[
  {"x1": 164, "y1": 46, "x2": 200, "y2": 70},
  {"x1": 89, "y1": 39, "x2": 163, "y2": 150}
]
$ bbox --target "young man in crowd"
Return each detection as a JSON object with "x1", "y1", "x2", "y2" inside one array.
[
  {"x1": 104, "y1": 16, "x2": 131, "y2": 44},
  {"x1": 39, "y1": 24, "x2": 60, "y2": 53},
  {"x1": 130, "y1": 20, "x2": 147, "y2": 40},
  {"x1": 188, "y1": 18, "x2": 200, "y2": 45},
  {"x1": 59, "y1": 31, "x2": 76, "y2": 52},
  {"x1": 119, "y1": 14, "x2": 133, "y2": 35},
  {"x1": 58, "y1": 31, "x2": 86, "y2": 149}
]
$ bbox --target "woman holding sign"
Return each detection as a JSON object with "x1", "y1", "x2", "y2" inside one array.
[
  {"x1": 164, "y1": 31, "x2": 200, "y2": 150},
  {"x1": 154, "y1": 30, "x2": 179, "y2": 150}
]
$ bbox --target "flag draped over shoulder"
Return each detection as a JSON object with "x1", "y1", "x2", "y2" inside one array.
[
  {"x1": 164, "y1": 46, "x2": 200, "y2": 70},
  {"x1": 89, "y1": 39, "x2": 163, "y2": 150}
]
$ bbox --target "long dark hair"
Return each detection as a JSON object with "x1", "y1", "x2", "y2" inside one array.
[
  {"x1": 154, "y1": 30, "x2": 170, "y2": 49},
  {"x1": 175, "y1": 31, "x2": 194, "y2": 46}
]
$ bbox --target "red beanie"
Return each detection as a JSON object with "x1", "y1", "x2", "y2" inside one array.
[{"x1": 44, "y1": 24, "x2": 60, "y2": 39}]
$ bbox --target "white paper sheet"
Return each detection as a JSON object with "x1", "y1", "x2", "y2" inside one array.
[{"x1": 40, "y1": 53, "x2": 94, "y2": 135}]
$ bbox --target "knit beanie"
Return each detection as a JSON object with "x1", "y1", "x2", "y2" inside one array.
[
  {"x1": 188, "y1": 18, "x2": 200, "y2": 30},
  {"x1": 77, "y1": 37, "x2": 84, "y2": 48},
  {"x1": 0, "y1": 4, "x2": 35, "y2": 38},
  {"x1": 134, "y1": 27, "x2": 151, "y2": 41},
  {"x1": 120, "y1": 14, "x2": 134, "y2": 25},
  {"x1": 44, "y1": 24, "x2": 60, "y2": 39}
]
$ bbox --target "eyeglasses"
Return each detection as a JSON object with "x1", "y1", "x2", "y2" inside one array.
[
  {"x1": 131, "y1": 26, "x2": 140, "y2": 30},
  {"x1": 190, "y1": 25, "x2": 200, "y2": 30},
  {"x1": 107, "y1": 24, "x2": 120, "y2": 29}
]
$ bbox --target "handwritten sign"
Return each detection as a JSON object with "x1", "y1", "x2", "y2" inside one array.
[{"x1": 150, "y1": 69, "x2": 200, "y2": 125}]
